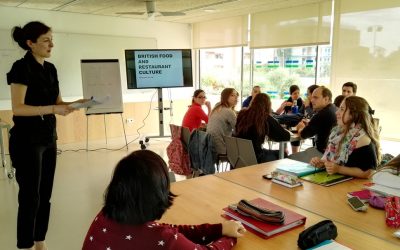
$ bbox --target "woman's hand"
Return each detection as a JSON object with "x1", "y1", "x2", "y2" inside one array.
[
  {"x1": 205, "y1": 100, "x2": 211, "y2": 109},
  {"x1": 325, "y1": 161, "x2": 341, "y2": 174},
  {"x1": 222, "y1": 220, "x2": 246, "y2": 238},
  {"x1": 310, "y1": 157, "x2": 325, "y2": 168},
  {"x1": 53, "y1": 105, "x2": 75, "y2": 116}
]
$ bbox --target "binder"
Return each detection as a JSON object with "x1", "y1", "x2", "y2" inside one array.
[
  {"x1": 222, "y1": 198, "x2": 306, "y2": 238},
  {"x1": 276, "y1": 162, "x2": 324, "y2": 177}
]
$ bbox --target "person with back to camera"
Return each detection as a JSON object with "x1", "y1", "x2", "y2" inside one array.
[
  {"x1": 7, "y1": 21, "x2": 88, "y2": 250},
  {"x1": 310, "y1": 96, "x2": 381, "y2": 178},
  {"x1": 241, "y1": 85, "x2": 261, "y2": 108},
  {"x1": 275, "y1": 85, "x2": 304, "y2": 115},
  {"x1": 235, "y1": 93, "x2": 290, "y2": 163},
  {"x1": 182, "y1": 89, "x2": 211, "y2": 132},
  {"x1": 207, "y1": 88, "x2": 239, "y2": 156},
  {"x1": 82, "y1": 150, "x2": 246, "y2": 250}
]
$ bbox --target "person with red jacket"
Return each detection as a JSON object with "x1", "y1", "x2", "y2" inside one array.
[
  {"x1": 182, "y1": 89, "x2": 211, "y2": 132},
  {"x1": 83, "y1": 150, "x2": 245, "y2": 250}
]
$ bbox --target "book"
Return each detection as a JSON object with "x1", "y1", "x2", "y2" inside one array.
[
  {"x1": 364, "y1": 183, "x2": 400, "y2": 197},
  {"x1": 272, "y1": 178, "x2": 302, "y2": 188},
  {"x1": 309, "y1": 239, "x2": 352, "y2": 249},
  {"x1": 222, "y1": 198, "x2": 306, "y2": 238},
  {"x1": 300, "y1": 171, "x2": 353, "y2": 186},
  {"x1": 276, "y1": 162, "x2": 324, "y2": 177},
  {"x1": 347, "y1": 189, "x2": 373, "y2": 202}
]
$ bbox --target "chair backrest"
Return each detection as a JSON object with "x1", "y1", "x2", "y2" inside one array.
[
  {"x1": 181, "y1": 126, "x2": 191, "y2": 148},
  {"x1": 223, "y1": 136, "x2": 257, "y2": 168}
]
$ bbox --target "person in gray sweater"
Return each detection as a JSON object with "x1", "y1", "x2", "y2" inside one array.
[{"x1": 207, "y1": 88, "x2": 238, "y2": 157}]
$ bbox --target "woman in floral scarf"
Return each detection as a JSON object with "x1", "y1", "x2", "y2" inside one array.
[{"x1": 310, "y1": 96, "x2": 381, "y2": 178}]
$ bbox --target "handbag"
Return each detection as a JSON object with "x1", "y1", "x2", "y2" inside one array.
[
  {"x1": 297, "y1": 220, "x2": 338, "y2": 250},
  {"x1": 385, "y1": 196, "x2": 400, "y2": 228}
]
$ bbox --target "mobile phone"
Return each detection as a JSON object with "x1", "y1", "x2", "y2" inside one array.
[
  {"x1": 347, "y1": 196, "x2": 368, "y2": 212},
  {"x1": 262, "y1": 174, "x2": 273, "y2": 180}
]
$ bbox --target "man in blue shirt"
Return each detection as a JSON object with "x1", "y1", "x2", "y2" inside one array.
[{"x1": 242, "y1": 86, "x2": 261, "y2": 108}]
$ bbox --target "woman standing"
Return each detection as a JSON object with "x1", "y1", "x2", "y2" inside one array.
[
  {"x1": 235, "y1": 93, "x2": 290, "y2": 163},
  {"x1": 182, "y1": 89, "x2": 211, "y2": 132},
  {"x1": 206, "y1": 88, "x2": 238, "y2": 156},
  {"x1": 7, "y1": 21, "x2": 84, "y2": 250},
  {"x1": 310, "y1": 96, "x2": 381, "y2": 178}
]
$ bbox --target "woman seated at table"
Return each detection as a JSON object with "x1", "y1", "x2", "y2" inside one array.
[
  {"x1": 235, "y1": 93, "x2": 291, "y2": 163},
  {"x1": 275, "y1": 85, "x2": 304, "y2": 115},
  {"x1": 83, "y1": 150, "x2": 245, "y2": 250},
  {"x1": 310, "y1": 96, "x2": 381, "y2": 178},
  {"x1": 182, "y1": 89, "x2": 211, "y2": 132},
  {"x1": 207, "y1": 88, "x2": 238, "y2": 156}
]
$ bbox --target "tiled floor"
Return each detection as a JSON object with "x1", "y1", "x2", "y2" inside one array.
[{"x1": 0, "y1": 136, "x2": 398, "y2": 249}]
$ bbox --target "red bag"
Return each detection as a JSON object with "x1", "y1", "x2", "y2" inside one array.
[
  {"x1": 385, "y1": 196, "x2": 400, "y2": 228},
  {"x1": 166, "y1": 125, "x2": 192, "y2": 176}
]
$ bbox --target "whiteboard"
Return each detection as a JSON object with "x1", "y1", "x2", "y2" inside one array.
[
  {"x1": 81, "y1": 59, "x2": 123, "y2": 115},
  {"x1": 0, "y1": 28, "x2": 157, "y2": 100}
]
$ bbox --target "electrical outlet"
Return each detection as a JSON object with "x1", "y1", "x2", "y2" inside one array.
[{"x1": 126, "y1": 118, "x2": 134, "y2": 124}]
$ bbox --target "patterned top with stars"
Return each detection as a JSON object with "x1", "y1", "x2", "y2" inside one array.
[{"x1": 83, "y1": 210, "x2": 237, "y2": 250}]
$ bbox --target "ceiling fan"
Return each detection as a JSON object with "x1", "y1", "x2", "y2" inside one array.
[{"x1": 116, "y1": 0, "x2": 185, "y2": 18}]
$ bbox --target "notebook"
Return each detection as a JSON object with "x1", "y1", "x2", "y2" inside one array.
[
  {"x1": 276, "y1": 162, "x2": 324, "y2": 177},
  {"x1": 347, "y1": 190, "x2": 373, "y2": 202},
  {"x1": 300, "y1": 171, "x2": 353, "y2": 186},
  {"x1": 222, "y1": 198, "x2": 306, "y2": 238},
  {"x1": 309, "y1": 239, "x2": 352, "y2": 249}
]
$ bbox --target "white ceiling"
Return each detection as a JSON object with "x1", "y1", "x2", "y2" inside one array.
[{"x1": 0, "y1": 0, "x2": 328, "y2": 23}]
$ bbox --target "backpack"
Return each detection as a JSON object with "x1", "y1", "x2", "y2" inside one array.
[{"x1": 167, "y1": 125, "x2": 192, "y2": 175}]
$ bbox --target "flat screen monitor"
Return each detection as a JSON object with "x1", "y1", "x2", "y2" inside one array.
[{"x1": 125, "y1": 49, "x2": 193, "y2": 89}]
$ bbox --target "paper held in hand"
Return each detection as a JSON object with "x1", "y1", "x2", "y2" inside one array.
[{"x1": 69, "y1": 96, "x2": 110, "y2": 109}]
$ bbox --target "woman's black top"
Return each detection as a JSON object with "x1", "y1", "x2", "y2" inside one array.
[
  {"x1": 284, "y1": 97, "x2": 304, "y2": 114},
  {"x1": 346, "y1": 143, "x2": 377, "y2": 171},
  {"x1": 235, "y1": 115, "x2": 290, "y2": 157},
  {"x1": 7, "y1": 52, "x2": 59, "y2": 143}
]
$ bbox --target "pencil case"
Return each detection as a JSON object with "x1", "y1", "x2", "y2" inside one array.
[{"x1": 237, "y1": 199, "x2": 285, "y2": 224}]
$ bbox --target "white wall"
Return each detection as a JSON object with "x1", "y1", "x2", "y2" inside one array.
[{"x1": 0, "y1": 6, "x2": 192, "y2": 110}]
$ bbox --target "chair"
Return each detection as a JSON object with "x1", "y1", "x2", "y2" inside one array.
[
  {"x1": 0, "y1": 120, "x2": 13, "y2": 179},
  {"x1": 181, "y1": 126, "x2": 191, "y2": 148},
  {"x1": 224, "y1": 136, "x2": 257, "y2": 168}
]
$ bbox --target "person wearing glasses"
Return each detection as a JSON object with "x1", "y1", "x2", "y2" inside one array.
[{"x1": 182, "y1": 89, "x2": 211, "y2": 132}]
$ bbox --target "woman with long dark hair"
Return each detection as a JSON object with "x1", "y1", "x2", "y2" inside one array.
[
  {"x1": 311, "y1": 96, "x2": 381, "y2": 178},
  {"x1": 235, "y1": 93, "x2": 290, "y2": 163},
  {"x1": 83, "y1": 150, "x2": 245, "y2": 249}
]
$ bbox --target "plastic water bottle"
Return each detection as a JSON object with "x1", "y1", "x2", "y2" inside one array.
[{"x1": 292, "y1": 100, "x2": 298, "y2": 114}]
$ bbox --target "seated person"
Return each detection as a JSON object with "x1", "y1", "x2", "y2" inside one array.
[
  {"x1": 235, "y1": 93, "x2": 290, "y2": 163},
  {"x1": 82, "y1": 150, "x2": 245, "y2": 249},
  {"x1": 207, "y1": 88, "x2": 238, "y2": 156},
  {"x1": 182, "y1": 89, "x2": 211, "y2": 132},
  {"x1": 303, "y1": 84, "x2": 319, "y2": 119},
  {"x1": 310, "y1": 96, "x2": 380, "y2": 179},
  {"x1": 342, "y1": 81, "x2": 357, "y2": 97},
  {"x1": 275, "y1": 85, "x2": 304, "y2": 154},
  {"x1": 242, "y1": 85, "x2": 261, "y2": 108},
  {"x1": 275, "y1": 85, "x2": 304, "y2": 115},
  {"x1": 333, "y1": 95, "x2": 345, "y2": 108},
  {"x1": 290, "y1": 86, "x2": 337, "y2": 162}
]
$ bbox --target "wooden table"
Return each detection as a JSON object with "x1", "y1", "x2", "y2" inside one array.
[
  {"x1": 160, "y1": 175, "x2": 399, "y2": 249},
  {"x1": 215, "y1": 159, "x2": 400, "y2": 246}
]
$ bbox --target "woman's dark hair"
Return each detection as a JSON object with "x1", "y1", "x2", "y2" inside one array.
[
  {"x1": 103, "y1": 150, "x2": 175, "y2": 225},
  {"x1": 192, "y1": 89, "x2": 205, "y2": 103},
  {"x1": 334, "y1": 95, "x2": 345, "y2": 108},
  {"x1": 236, "y1": 93, "x2": 271, "y2": 139},
  {"x1": 289, "y1": 85, "x2": 300, "y2": 95},
  {"x1": 307, "y1": 84, "x2": 319, "y2": 95},
  {"x1": 12, "y1": 21, "x2": 51, "y2": 51}
]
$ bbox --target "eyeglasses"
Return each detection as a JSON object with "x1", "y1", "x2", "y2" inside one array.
[{"x1": 197, "y1": 96, "x2": 207, "y2": 99}]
